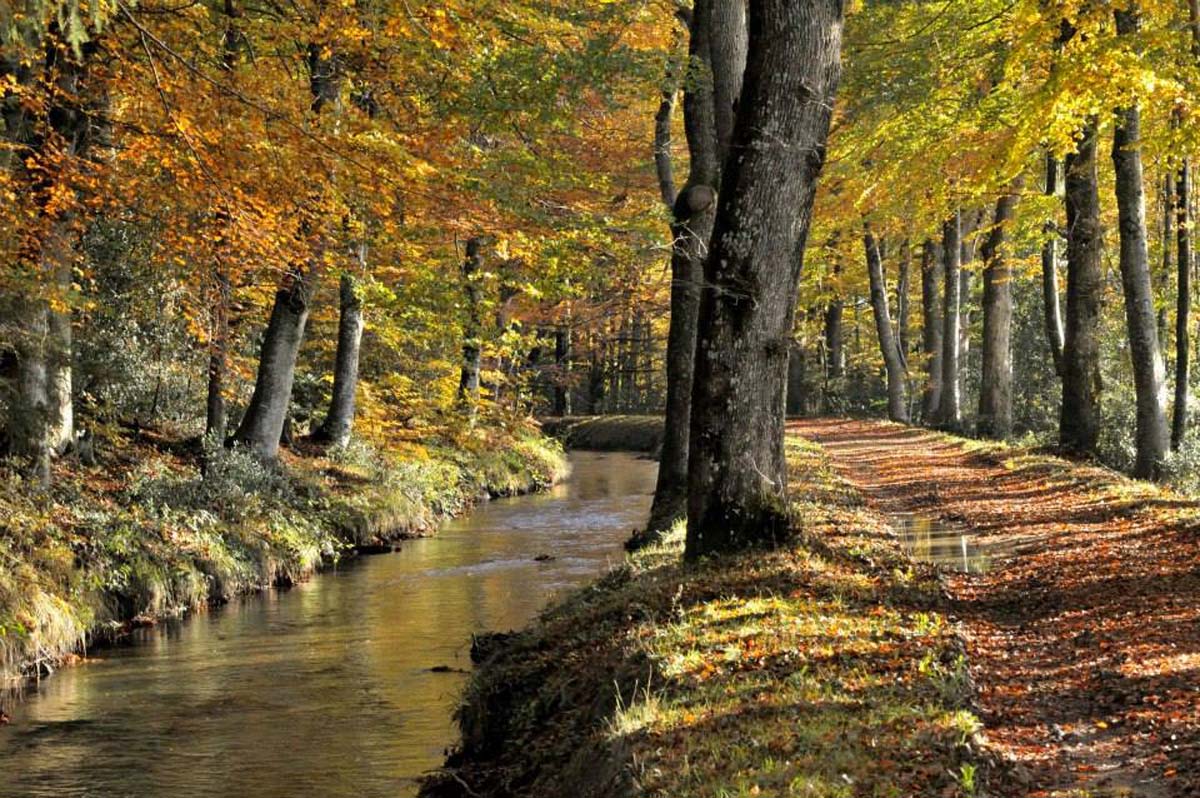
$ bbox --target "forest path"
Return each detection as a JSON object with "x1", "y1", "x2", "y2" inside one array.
[{"x1": 791, "y1": 418, "x2": 1200, "y2": 798}]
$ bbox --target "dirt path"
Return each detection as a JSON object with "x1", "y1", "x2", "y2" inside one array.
[{"x1": 792, "y1": 418, "x2": 1200, "y2": 798}]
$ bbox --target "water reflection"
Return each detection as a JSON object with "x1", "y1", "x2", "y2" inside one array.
[
  {"x1": 0, "y1": 452, "x2": 657, "y2": 798},
  {"x1": 891, "y1": 512, "x2": 993, "y2": 573}
]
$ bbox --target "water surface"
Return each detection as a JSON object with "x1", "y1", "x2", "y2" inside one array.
[{"x1": 0, "y1": 451, "x2": 657, "y2": 798}]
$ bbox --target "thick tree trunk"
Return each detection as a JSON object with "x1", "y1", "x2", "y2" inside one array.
[
  {"x1": 921, "y1": 239, "x2": 943, "y2": 421},
  {"x1": 640, "y1": 0, "x2": 723, "y2": 544},
  {"x1": 206, "y1": 266, "x2": 231, "y2": 440},
  {"x1": 1060, "y1": 119, "x2": 1104, "y2": 457},
  {"x1": 936, "y1": 214, "x2": 962, "y2": 429},
  {"x1": 978, "y1": 191, "x2": 1019, "y2": 439},
  {"x1": 12, "y1": 298, "x2": 52, "y2": 487},
  {"x1": 315, "y1": 268, "x2": 365, "y2": 448},
  {"x1": 865, "y1": 232, "x2": 908, "y2": 422},
  {"x1": 233, "y1": 274, "x2": 313, "y2": 458},
  {"x1": 1042, "y1": 154, "x2": 1066, "y2": 377},
  {"x1": 457, "y1": 238, "x2": 485, "y2": 417},
  {"x1": 1174, "y1": 162, "x2": 1192, "y2": 450},
  {"x1": 685, "y1": 0, "x2": 844, "y2": 558},
  {"x1": 1112, "y1": 6, "x2": 1169, "y2": 479}
]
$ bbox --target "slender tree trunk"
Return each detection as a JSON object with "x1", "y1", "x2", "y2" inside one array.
[
  {"x1": 314, "y1": 267, "x2": 365, "y2": 448},
  {"x1": 206, "y1": 266, "x2": 231, "y2": 440},
  {"x1": 686, "y1": 0, "x2": 844, "y2": 558},
  {"x1": 1043, "y1": 154, "x2": 1066, "y2": 377},
  {"x1": 936, "y1": 214, "x2": 962, "y2": 429},
  {"x1": 457, "y1": 237, "x2": 485, "y2": 417},
  {"x1": 921, "y1": 239, "x2": 944, "y2": 421},
  {"x1": 640, "y1": 0, "x2": 722, "y2": 543},
  {"x1": 824, "y1": 299, "x2": 845, "y2": 379},
  {"x1": 1061, "y1": 119, "x2": 1104, "y2": 457},
  {"x1": 897, "y1": 242, "x2": 911, "y2": 363},
  {"x1": 554, "y1": 326, "x2": 572, "y2": 416},
  {"x1": 865, "y1": 231, "x2": 908, "y2": 422},
  {"x1": 710, "y1": 0, "x2": 748, "y2": 169},
  {"x1": 1112, "y1": 6, "x2": 1169, "y2": 478},
  {"x1": 1175, "y1": 162, "x2": 1193, "y2": 449},
  {"x1": 978, "y1": 191, "x2": 1019, "y2": 439},
  {"x1": 233, "y1": 273, "x2": 313, "y2": 458}
]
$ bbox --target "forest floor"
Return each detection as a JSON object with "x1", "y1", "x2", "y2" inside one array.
[{"x1": 793, "y1": 418, "x2": 1200, "y2": 798}]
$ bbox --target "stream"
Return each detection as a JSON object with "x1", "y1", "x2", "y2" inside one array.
[{"x1": 0, "y1": 451, "x2": 658, "y2": 798}]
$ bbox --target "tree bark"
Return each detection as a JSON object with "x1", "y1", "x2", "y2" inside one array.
[
  {"x1": 710, "y1": 0, "x2": 748, "y2": 168},
  {"x1": 921, "y1": 239, "x2": 943, "y2": 421},
  {"x1": 865, "y1": 231, "x2": 908, "y2": 422},
  {"x1": 1174, "y1": 162, "x2": 1193, "y2": 450},
  {"x1": 685, "y1": 0, "x2": 844, "y2": 558},
  {"x1": 206, "y1": 266, "x2": 231, "y2": 440},
  {"x1": 936, "y1": 214, "x2": 962, "y2": 429},
  {"x1": 553, "y1": 326, "x2": 572, "y2": 416},
  {"x1": 1060, "y1": 119, "x2": 1104, "y2": 457},
  {"x1": 978, "y1": 191, "x2": 1019, "y2": 439},
  {"x1": 1112, "y1": 5, "x2": 1169, "y2": 478},
  {"x1": 640, "y1": 0, "x2": 723, "y2": 543},
  {"x1": 897, "y1": 242, "x2": 911, "y2": 364},
  {"x1": 233, "y1": 273, "x2": 313, "y2": 458},
  {"x1": 457, "y1": 237, "x2": 485, "y2": 417},
  {"x1": 1042, "y1": 154, "x2": 1066, "y2": 377},
  {"x1": 314, "y1": 267, "x2": 365, "y2": 448}
]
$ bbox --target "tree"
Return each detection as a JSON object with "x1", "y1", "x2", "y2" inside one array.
[
  {"x1": 920, "y1": 239, "x2": 944, "y2": 421},
  {"x1": 686, "y1": 0, "x2": 845, "y2": 558},
  {"x1": 978, "y1": 190, "x2": 1019, "y2": 439},
  {"x1": 864, "y1": 230, "x2": 907, "y2": 422},
  {"x1": 1112, "y1": 4, "x2": 1169, "y2": 479},
  {"x1": 1060, "y1": 119, "x2": 1104, "y2": 458},
  {"x1": 936, "y1": 213, "x2": 962, "y2": 430}
]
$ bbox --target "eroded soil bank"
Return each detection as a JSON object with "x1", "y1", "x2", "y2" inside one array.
[{"x1": 795, "y1": 418, "x2": 1200, "y2": 798}]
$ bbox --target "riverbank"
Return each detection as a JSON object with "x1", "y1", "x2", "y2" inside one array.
[
  {"x1": 0, "y1": 423, "x2": 566, "y2": 689},
  {"x1": 421, "y1": 435, "x2": 992, "y2": 798}
]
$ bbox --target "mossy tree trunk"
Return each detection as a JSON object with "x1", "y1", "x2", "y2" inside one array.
[{"x1": 685, "y1": 0, "x2": 844, "y2": 558}]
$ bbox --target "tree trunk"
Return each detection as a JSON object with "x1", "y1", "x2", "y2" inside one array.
[
  {"x1": 457, "y1": 237, "x2": 485, "y2": 417},
  {"x1": 641, "y1": 0, "x2": 723, "y2": 543},
  {"x1": 1060, "y1": 118, "x2": 1104, "y2": 457},
  {"x1": 921, "y1": 239, "x2": 944, "y2": 421},
  {"x1": 936, "y1": 214, "x2": 962, "y2": 429},
  {"x1": 206, "y1": 266, "x2": 231, "y2": 440},
  {"x1": 314, "y1": 268, "x2": 365, "y2": 448},
  {"x1": 554, "y1": 326, "x2": 572, "y2": 416},
  {"x1": 233, "y1": 274, "x2": 313, "y2": 458},
  {"x1": 653, "y1": 14, "x2": 687, "y2": 210},
  {"x1": 1174, "y1": 162, "x2": 1193, "y2": 449},
  {"x1": 1112, "y1": 5, "x2": 1169, "y2": 479},
  {"x1": 865, "y1": 231, "x2": 908, "y2": 422},
  {"x1": 897, "y1": 242, "x2": 911, "y2": 363},
  {"x1": 978, "y1": 191, "x2": 1019, "y2": 439},
  {"x1": 685, "y1": 0, "x2": 844, "y2": 558},
  {"x1": 710, "y1": 0, "x2": 748, "y2": 168},
  {"x1": 824, "y1": 299, "x2": 845, "y2": 379},
  {"x1": 1042, "y1": 154, "x2": 1066, "y2": 377}
]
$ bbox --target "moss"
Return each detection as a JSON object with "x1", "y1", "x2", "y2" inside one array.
[
  {"x1": 0, "y1": 426, "x2": 566, "y2": 689},
  {"x1": 422, "y1": 435, "x2": 987, "y2": 798}
]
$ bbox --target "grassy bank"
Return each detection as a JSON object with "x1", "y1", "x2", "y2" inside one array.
[
  {"x1": 540, "y1": 415, "x2": 664, "y2": 454},
  {"x1": 0, "y1": 425, "x2": 565, "y2": 689},
  {"x1": 422, "y1": 436, "x2": 990, "y2": 798}
]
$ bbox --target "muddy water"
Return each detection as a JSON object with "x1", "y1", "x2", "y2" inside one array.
[
  {"x1": 891, "y1": 512, "x2": 995, "y2": 573},
  {"x1": 0, "y1": 452, "x2": 657, "y2": 798}
]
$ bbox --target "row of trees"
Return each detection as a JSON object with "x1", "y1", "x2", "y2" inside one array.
[
  {"x1": 637, "y1": 0, "x2": 1200, "y2": 556},
  {"x1": 1, "y1": 2, "x2": 675, "y2": 486}
]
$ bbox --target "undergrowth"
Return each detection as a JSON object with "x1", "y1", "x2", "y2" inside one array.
[{"x1": 0, "y1": 424, "x2": 565, "y2": 689}]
